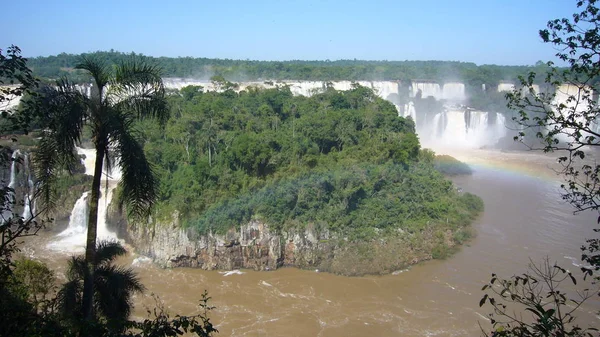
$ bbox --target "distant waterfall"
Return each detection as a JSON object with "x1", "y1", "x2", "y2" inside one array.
[
  {"x1": 160, "y1": 79, "x2": 402, "y2": 101},
  {"x1": 21, "y1": 153, "x2": 34, "y2": 220},
  {"x1": 290, "y1": 81, "x2": 326, "y2": 96},
  {"x1": 552, "y1": 83, "x2": 595, "y2": 142},
  {"x1": 1, "y1": 150, "x2": 20, "y2": 223},
  {"x1": 497, "y1": 83, "x2": 515, "y2": 92},
  {"x1": 423, "y1": 109, "x2": 507, "y2": 148},
  {"x1": 411, "y1": 82, "x2": 442, "y2": 100},
  {"x1": 442, "y1": 82, "x2": 466, "y2": 102},
  {"x1": 401, "y1": 102, "x2": 417, "y2": 125},
  {"x1": 58, "y1": 192, "x2": 89, "y2": 237},
  {"x1": 8, "y1": 149, "x2": 19, "y2": 190},
  {"x1": 47, "y1": 147, "x2": 120, "y2": 252},
  {"x1": 287, "y1": 80, "x2": 400, "y2": 100}
]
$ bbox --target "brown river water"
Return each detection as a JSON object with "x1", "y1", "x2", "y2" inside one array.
[{"x1": 23, "y1": 148, "x2": 600, "y2": 336}]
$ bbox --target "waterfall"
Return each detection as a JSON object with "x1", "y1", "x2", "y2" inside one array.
[
  {"x1": 442, "y1": 82, "x2": 466, "y2": 102},
  {"x1": 411, "y1": 82, "x2": 442, "y2": 100},
  {"x1": 21, "y1": 153, "x2": 34, "y2": 220},
  {"x1": 0, "y1": 93, "x2": 22, "y2": 113},
  {"x1": 497, "y1": 83, "x2": 515, "y2": 92},
  {"x1": 420, "y1": 109, "x2": 507, "y2": 148},
  {"x1": 402, "y1": 102, "x2": 417, "y2": 125},
  {"x1": 551, "y1": 83, "x2": 595, "y2": 143},
  {"x1": 161, "y1": 79, "x2": 401, "y2": 102},
  {"x1": 370, "y1": 81, "x2": 400, "y2": 101},
  {"x1": 8, "y1": 149, "x2": 19, "y2": 190},
  {"x1": 332, "y1": 81, "x2": 353, "y2": 92},
  {"x1": 47, "y1": 192, "x2": 89, "y2": 251},
  {"x1": 1, "y1": 150, "x2": 20, "y2": 223},
  {"x1": 57, "y1": 192, "x2": 89, "y2": 237},
  {"x1": 47, "y1": 147, "x2": 120, "y2": 252},
  {"x1": 289, "y1": 81, "x2": 325, "y2": 96}
]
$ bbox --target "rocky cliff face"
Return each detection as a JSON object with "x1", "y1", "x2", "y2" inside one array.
[
  {"x1": 126, "y1": 213, "x2": 335, "y2": 271},
  {"x1": 124, "y1": 212, "x2": 437, "y2": 276}
]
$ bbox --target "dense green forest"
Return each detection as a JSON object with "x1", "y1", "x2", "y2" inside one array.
[
  {"x1": 27, "y1": 50, "x2": 551, "y2": 89},
  {"x1": 134, "y1": 83, "x2": 483, "y2": 244}
]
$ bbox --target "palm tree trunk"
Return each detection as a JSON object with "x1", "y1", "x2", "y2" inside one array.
[{"x1": 82, "y1": 145, "x2": 104, "y2": 323}]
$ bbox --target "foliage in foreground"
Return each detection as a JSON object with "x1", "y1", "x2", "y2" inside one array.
[
  {"x1": 0, "y1": 46, "x2": 217, "y2": 337},
  {"x1": 481, "y1": 1, "x2": 600, "y2": 336},
  {"x1": 1, "y1": 243, "x2": 218, "y2": 337},
  {"x1": 480, "y1": 259, "x2": 597, "y2": 337},
  {"x1": 27, "y1": 55, "x2": 170, "y2": 326}
]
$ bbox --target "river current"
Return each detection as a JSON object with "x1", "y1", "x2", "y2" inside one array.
[{"x1": 23, "y1": 148, "x2": 600, "y2": 336}]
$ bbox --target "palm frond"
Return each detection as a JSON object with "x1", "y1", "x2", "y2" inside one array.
[
  {"x1": 111, "y1": 58, "x2": 169, "y2": 124},
  {"x1": 107, "y1": 112, "x2": 159, "y2": 219},
  {"x1": 33, "y1": 137, "x2": 59, "y2": 210},
  {"x1": 66, "y1": 256, "x2": 88, "y2": 281},
  {"x1": 76, "y1": 56, "x2": 110, "y2": 92},
  {"x1": 94, "y1": 264, "x2": 145, "y2": 326},
  {"x1": 57, "y1": 279, "x2": 84, "y2": 323},
  {"x1": 32, "y1": 81, "x2": 87, "y2": 210},
  {"x1": 59, "y1": 241, "x2": 143, "y2": 331},
  {"x1": 95, "y1": 240, "x2": 127, "y2": 266}
]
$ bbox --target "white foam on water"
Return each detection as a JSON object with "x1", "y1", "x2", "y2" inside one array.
[{"x1": 221, "y1": 270, "x2": 244, "y2": 276}]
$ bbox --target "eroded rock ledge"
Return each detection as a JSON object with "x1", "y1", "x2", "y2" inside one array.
[{"x1": 123, "y1": 213, "x2": 439, "y2": 276}]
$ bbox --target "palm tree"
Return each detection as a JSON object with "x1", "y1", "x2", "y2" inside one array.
[
  {"x1": 31, "y1": 56, "x2": 168, "y2": 323},
  {"x1": 58, "y1": 240, "x2": 144, "y2": 334}
]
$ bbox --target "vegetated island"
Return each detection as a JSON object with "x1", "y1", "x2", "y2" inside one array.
[{"x1": 105, "y1": 82, "x2": 483, "y2": 276}]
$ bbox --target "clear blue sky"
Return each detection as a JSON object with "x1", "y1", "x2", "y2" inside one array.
[{"x1": 2, "y1": 0, "x2": 578, "y2": 65}]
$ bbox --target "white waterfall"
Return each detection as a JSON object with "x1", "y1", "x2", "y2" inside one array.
[
  {"x1": 332, "y1": 81, "x2": 353, "y2": 92},
  {"x1": 420, "y1": 109, "x2": 507, "y2": 149},
  {"x1": 402, "y1": 102, "x2": 417, "y2": 125},
  {"x1": 1, "y1": 150, "x2": 20, "y2": 223},
  {"x1": 370, "y1": 81, "x2": 400, "y2": 101},
  {"x1": 411, "y1": 82, "x2": 442, "y2": 100},
  {"x1": 553, "y1": 83, "x2": 593, "y2": 113},
  {"x1": 161, "y1": 78, "x2": 401, "y2": 101},
  {"x1": 0, "y1": 88, "x2": 22, "y2": 114},
  {"x1": 8, "y1": 149, "x2": 19, "y2": 190},
  {"x1": 442, "y1": 82, "x2": 466, "y2": 102},
  {"x1": 497, "y1": 83, "x2": 515, "y2": 92},
  {"x1": 552, "y1": 83, "x2": 596, "y2": 142},
  {"x1": 57, "y1": 192, "x2": 89, "y2": 237},
  {"x1": 21, "y1": 153, "x2": 34, "y2": 220},
  {"x1": 289, "y1": 81, "x2": 326, "y2": 96},
  {"x1": 47, "y1": 147, "x2": 120, "y2": 252}
]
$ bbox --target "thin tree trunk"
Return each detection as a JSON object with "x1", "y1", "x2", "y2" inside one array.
[{"x1": 82, "y1": 144, "x2": 104, "y2": 324}]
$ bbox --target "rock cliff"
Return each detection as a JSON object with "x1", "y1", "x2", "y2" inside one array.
[{"x1": 122, "y1": 212, "x2": 438, "y2": 276}]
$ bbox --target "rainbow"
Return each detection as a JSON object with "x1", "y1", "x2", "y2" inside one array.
[{"x1": 430, "y1": 147, "x2": 564, "y2": 182}]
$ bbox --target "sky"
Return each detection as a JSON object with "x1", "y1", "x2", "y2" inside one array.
[{"x1": 2, "y1": 0, "x2": 580, "y2": 65}]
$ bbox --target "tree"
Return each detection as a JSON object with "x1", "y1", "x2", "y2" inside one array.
[
  {"x1": 0, "y1": 45, "x2": 37, "y2": 118},
  {"x1": 507, "y1": 0, "x2": 600, "y2": 270},
  {"x1": 0, "y1": 45, "x2": 42, "y2": 287},
  {"x1": 58, "y1": 241, "x2": 144, "y2": 335},
  {"x1": 0, "y1": 45, "x2": 68, "y2": 337},
  {"x1": 30, "y1": 56, "x2": 169, "y2": 325},
  {"x1": 509, "y1": 0, "x2": 600, "y2": 216},
  {"x1": 479, "y1": 1, "x2": 600, "y2": 335}
]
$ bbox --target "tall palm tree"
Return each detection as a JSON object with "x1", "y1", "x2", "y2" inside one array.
[
  {"x1": 31, "y1": 56, "x2": 168, "y2": 322},
  {"x1": 58, "y1": 240, "x2": 144, "y2": 334}
]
